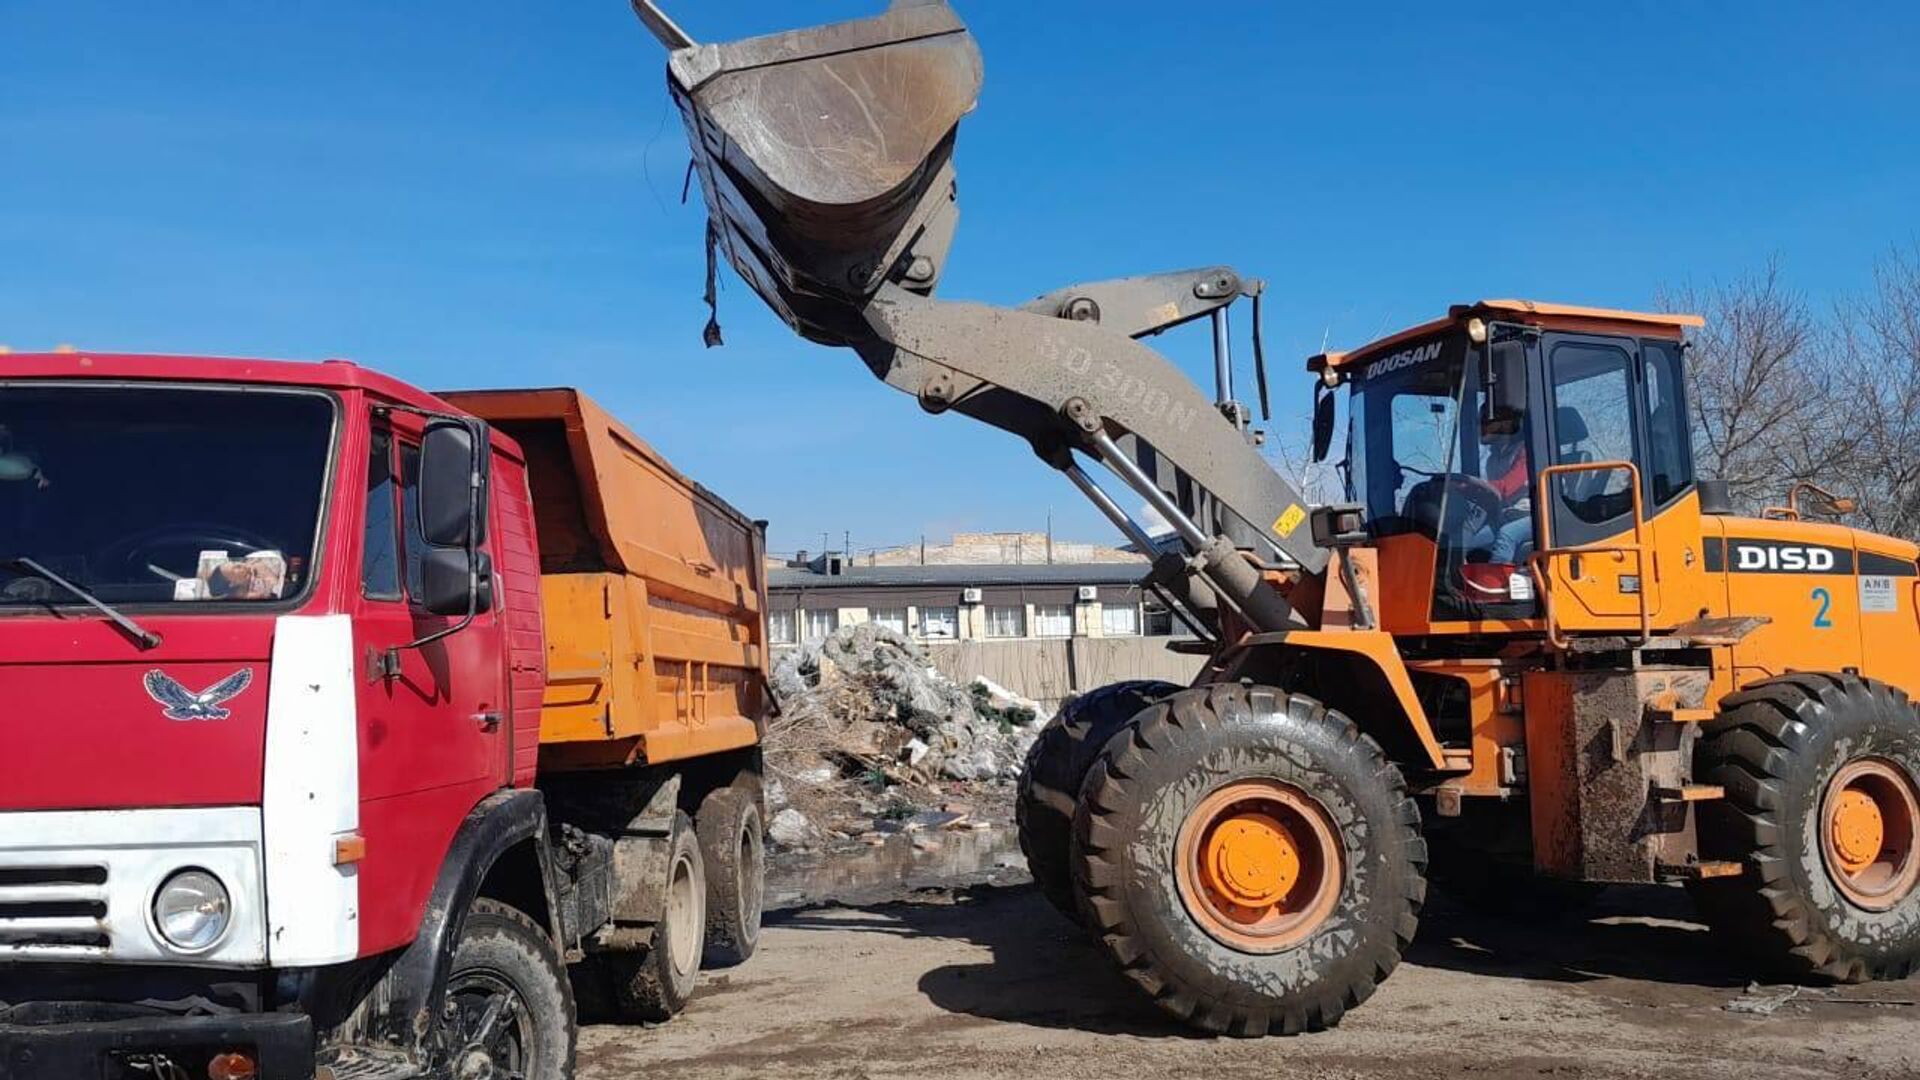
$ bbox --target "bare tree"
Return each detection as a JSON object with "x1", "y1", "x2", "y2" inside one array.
[
  {"x1": 1658, "y1": 259, "x2": 1846, "y2": 514},
  {"x1": 1830, "y1": 247, "x2": 1920, "y2": 539}
]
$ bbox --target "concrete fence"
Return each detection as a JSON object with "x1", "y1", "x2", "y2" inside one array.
[{"x1": 922, "y1": 637, "x2": 1206, "y2": 710}]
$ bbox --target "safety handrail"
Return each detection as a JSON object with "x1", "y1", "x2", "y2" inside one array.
[{"x1": 1527, "y1": 460, "x2": 1650, "y2": 650}]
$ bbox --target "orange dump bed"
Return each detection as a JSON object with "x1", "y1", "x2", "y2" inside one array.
[{"x1": 440, "y1": 388, "x2": 768, "y2": 771}]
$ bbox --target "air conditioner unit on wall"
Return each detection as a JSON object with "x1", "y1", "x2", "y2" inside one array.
[
  {"x1": 960, "y1": 587, "x2": 983, "y2": 604},
  {"x1": 1076, "y1": 585, "x2": 1098, "y2": 601}
]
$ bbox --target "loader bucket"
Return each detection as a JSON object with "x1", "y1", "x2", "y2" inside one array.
[{"x1": 647, "y1": 1, "x2": 982, "y2": 346}]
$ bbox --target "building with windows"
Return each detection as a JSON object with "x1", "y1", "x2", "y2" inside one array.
[{"x1": 766, "y1": 560, "x2": 1185, "y2": 647}]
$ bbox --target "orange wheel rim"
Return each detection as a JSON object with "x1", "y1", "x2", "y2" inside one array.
[
  {"x1": 1174, "y1": 780, "x2": 1342, "y2": 953},
  {"x1": 1821, "y1": 758, "x2": 1920, "y2": 912}
]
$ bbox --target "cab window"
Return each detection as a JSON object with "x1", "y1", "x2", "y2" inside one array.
[
  {"x1": 1548, "y1": 342, "x2": 1638, "y2": 525},
  {"x1": 360, "y1": 428, "x2": 402, "y2": 600},
  {"x1": 1642, "y1": 340, "x2": 1693, "y2": 506}
]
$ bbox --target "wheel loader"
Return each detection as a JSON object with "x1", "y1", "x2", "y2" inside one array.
[{"x1": 629, "y1": 1, "x2": 1920, "y2": 1035}]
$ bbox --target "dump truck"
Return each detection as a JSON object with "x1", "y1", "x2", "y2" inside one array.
[
  {"x1": 0, "y1": 360, "x2": 769, "y2": 1078},
  {"x1": 633, "y1": 0, "x2": 1920, "y2": 1036}
]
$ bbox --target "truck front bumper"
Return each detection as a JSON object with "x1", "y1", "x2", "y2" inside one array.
[{"x1": 0, "y1": 1009, "x2": 313, "y2": 1079}]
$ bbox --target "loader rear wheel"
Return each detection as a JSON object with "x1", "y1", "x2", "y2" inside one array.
[
  {"x1": 1071, "y1": 684, "x2": 1425, "y2": 1035},
  {"x1": 1692, "y1": 673, "x2": 1920, "y2": 982},
  {"x1": 1016, "y1": 679, "x2": 1181, "y2": 923},
  {"x1": 696, "y1": 784, "x2": 766, "y2": 967}
]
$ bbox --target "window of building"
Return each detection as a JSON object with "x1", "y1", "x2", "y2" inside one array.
[
  {"x1": 1033, "y1": 603, "x2": 1073, "y2": 638},
  {"x1": 919, "y1": 606, "x2": 959, "y2": 640},
  {"x1": 869, "y1": 607, "x2": 908, "y2": 634},
  {"x1": 1101, "y1": 604, "x2": 1139, "y2": 636},
  {"x1": 1143, "y1": 597, "x2": 1175, "y2": 636},
  {"x1": 361, "y1": 428, "x2": 402, "y2": 600},
  {"x1": 768, "y1": 610, "x2": 796, "y2": 645},
  {"x1": 985, "y1": 605, "x2": 1025, "y2": 638},
  {"x1": 803, "y1": 608, "x2": 839, "y2": 641}
]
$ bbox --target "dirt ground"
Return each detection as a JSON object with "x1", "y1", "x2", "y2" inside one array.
[{"x1": 579, "y1": 881, "x2": 1920, "y2": 1080}]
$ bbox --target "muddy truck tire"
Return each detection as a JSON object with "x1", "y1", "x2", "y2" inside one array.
[
  {"x1": 1017, "y1": 680, "x2": 1181, "y2": 923},
  {"x1": 1071, "y1": 684, "x2": 1425, "y2": 1035},
  {"x1": 446, "y1": 898, "x2": 578, "y2": 1080},
  {"x1": 1692, "y1": 672, "x2": 1920, "y2": 982},
  {"x1": 598, "y1": 811, "x2": 708, "y2": 1022},
  {"x1": 697, "y1": 784, "x2": 766, "y2": 967}
]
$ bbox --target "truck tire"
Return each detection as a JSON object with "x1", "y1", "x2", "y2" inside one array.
[
  {"x1": 1016, "y1": 679, "x2": 1181, "y2": 923},
  {"x1": 697, "y1": 784, "x2": 766, "y2": 967},
  {"x1": 1071, "y1": 684, "x2": 1425, "y2": 1035},
  {"x1": 445, "y1": 898, "x2": 577, "y2": 1080},
  {"x1": 609, "y1": 811, "x2": 708, "y2": 1021},
  {"x1": 1692, "y1": 672, "x2": 1920, "y2": 982}
]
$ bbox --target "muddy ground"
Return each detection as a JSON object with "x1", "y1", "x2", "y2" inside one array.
[{"x1": 579, "y1": 865, "x2": 1920, "y2": 1080}]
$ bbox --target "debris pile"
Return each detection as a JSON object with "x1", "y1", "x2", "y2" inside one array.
[{"x1": 763, "y1": 623, "x2": 1049, "y2": 849}]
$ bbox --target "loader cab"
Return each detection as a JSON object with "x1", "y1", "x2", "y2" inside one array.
[{"x1": 1313, "y1": 301, "x2": 1706, "y2": 637}]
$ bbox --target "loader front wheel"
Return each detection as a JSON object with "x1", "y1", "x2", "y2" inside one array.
[
  {"x1": 1072, "y1": 684, "x2": 1425, "y2": 1035},
  {"x1": 1017, "y1": 679, "x2": 1181, "y2": 923},
  {"x1": 1692, "y1": 673, "x2": 1920, "y2": 982}
]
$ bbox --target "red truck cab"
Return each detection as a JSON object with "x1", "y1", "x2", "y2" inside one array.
[{"x1": 0, "y1": 353, "x2": 769, "y2": 1079}]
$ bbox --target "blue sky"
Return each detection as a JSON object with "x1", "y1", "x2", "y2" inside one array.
[{"x1": 4, "y1": 2, "x2": 1916, "y2": 557}]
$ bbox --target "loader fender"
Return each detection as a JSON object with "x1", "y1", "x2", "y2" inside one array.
[
  {"x1": 1220, "y1": 630, "x2": 1449, "y2": 771},
  {"x1": 364, "y1": 788, "x2": 561, "y2": 1059}
]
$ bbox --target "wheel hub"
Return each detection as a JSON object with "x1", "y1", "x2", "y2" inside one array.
[
  {"x1": 1203, "y1": 812, "x2": 1300, "y2": 907},
  {"x1": 1174, "y1": 780, "x2": 1342, "y2": 954},
  {"x1": 1821, "y1": 758, "x2": 1920, "y2": 911},
  {"x1": 1831, "y1": 788, "x2": 1885, "y2": 872}
]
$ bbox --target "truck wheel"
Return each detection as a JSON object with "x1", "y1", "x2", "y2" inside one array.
[
  {"x1": 1017, "y1": 679, "x2": 1181, "y2": 923},
  {"x1": 697, "y1": 784, "x2": 766, "y2": 966},
  {"x1": 1692, "y1": 673, "x2": 1920, "y2": 981},
  {"x1": 609, "y1": 811, "x2": 708, "y2": 1021},
  {"x1": 1072, "y1": 684, "x2": 1425, "y2": 1035},
  {"x1": 445, "y1": 898, "x2": 577, "y2": 1080}
]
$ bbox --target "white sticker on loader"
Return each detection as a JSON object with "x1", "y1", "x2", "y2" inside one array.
[{"x1": 1860, "y1": 574, "x2": 1899, "y2": 613}]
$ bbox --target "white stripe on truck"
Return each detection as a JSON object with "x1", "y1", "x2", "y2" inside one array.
[{"x1": 262, "y1": 614, "x2": 360, "y2": 965}]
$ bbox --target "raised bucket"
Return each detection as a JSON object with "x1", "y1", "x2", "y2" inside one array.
[{"x1": 642, "y1": 1, "x2": 983, "y2": 345}]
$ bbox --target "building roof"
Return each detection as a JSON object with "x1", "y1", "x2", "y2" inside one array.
[
  {"x1": 1308, "y1": 299, "x2": 1705, "y2": 372},
  {"x1": 769, "y1": 562, "x2": 1148, "y2": 591}
]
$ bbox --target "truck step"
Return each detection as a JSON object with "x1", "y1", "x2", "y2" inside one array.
[
  {"x1": 1651, "y1": 706, "x2": 1716, "y2": 725},
  {"x1": 1658, "y1": 860, "x2": 1744, "y2": 881},
  {"x1": 1652, "y1": 783, "x2": 1724, "y2": 803},
  {"x1": 319, "y1": 1046, "x2": 421, "y2": 1080}
]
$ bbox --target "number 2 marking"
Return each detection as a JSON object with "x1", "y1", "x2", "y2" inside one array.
[{"x1": 1811, "y1": 587, "x2": 1833, "y2": 629}]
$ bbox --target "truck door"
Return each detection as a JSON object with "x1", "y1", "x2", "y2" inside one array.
[
  {"x1": 1539, "y1": 333, "x2": 1661, "y2": 623},
  {"x1": 352, "y1": 416, "x2": 510, "y2": 952}
]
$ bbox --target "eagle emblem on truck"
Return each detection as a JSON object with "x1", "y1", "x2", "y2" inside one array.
[{"x1": 143, "y1": 668, "x2": 254, "y2": 721}]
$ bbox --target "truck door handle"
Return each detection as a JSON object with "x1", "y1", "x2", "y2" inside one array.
[{"x1": 473, "y1": 711, "x2": 502, "y2": 732}]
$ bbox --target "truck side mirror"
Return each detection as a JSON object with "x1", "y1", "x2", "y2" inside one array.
[
  {"x1": 419, "y1": 419, "x2": 490, "y2": 548},
  {"x1": 1482, "y1": 339, "x2": 1528, "y2": 435},
  {"x1": 421, "y1": 549, "x2": 494, "y2": 617},
  {"x1": 1310, "y1": 384, "x2": 1337, "y2": 463}
]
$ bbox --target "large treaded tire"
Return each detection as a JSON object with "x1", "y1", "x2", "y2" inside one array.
[
  {"x1": 696, "y1": 784, "x2": 765, "y2": 967},
  {"x1": 1071, "y1": 684, "x2": 1426, "y2": 1035},
  {"x1": 1016, "y1": 680, "x2": 1181, "y2": 923},
  {"x1": 448, "y1": 899, "x2": 577, "y2": 1080},
  {"x1": 1692, "y1": 672, "x2": 1920, "y2": 982}
]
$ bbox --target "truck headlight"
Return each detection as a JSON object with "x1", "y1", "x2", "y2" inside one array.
[{"x1": 153, "y1": 869, "x2": 231, "y2": 952}]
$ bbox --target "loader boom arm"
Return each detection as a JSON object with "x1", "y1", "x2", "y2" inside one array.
[{"x1": 634, "y1": 1, "x2": 1327, "y2": 630}]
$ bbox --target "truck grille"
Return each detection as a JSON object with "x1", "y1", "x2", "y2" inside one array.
[{"x1": 0, "y1": 864, "x2": 111, "y2": 954}]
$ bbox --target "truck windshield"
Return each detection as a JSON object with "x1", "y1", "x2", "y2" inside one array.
[{"x1": 0, "y1": 385, "x2": 335, "y2": 608}]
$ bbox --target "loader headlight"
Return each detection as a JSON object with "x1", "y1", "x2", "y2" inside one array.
[{"x1": 153, "y1": 869, "x2": 231, "y2": 953}]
